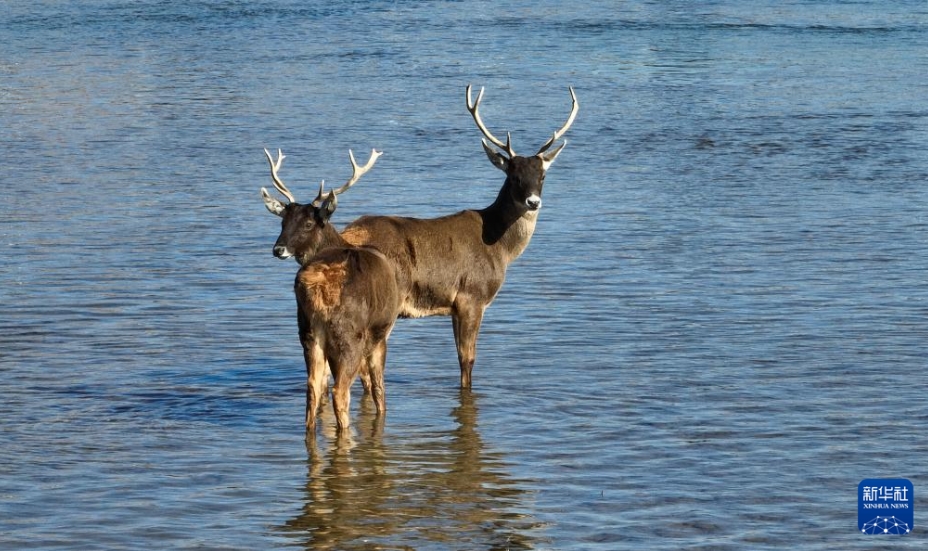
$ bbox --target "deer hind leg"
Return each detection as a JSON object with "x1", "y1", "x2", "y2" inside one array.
[
  {"x1": 329, "y1": 346, "x2": 363, "y2": 432},
  {"x1": 358, "y1": 362, "x2": 372, "y2": 395},
  {"x1": 306, "y1": 346, "x2": 328, "y2": 432},
  {"x1": 321, "y1": 361, "x2": 332, "y2": 405},
  {"x1": 367, "y1": 339, "x2": 388, "y2": 415},
  {"x1": 299, "y1": 314, "x2": 328, "y2": 432},
  {"x1": 452, "y1": 300, "x2": 485, "y2": 389}
]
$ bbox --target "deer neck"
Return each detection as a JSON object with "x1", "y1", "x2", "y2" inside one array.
[
  {"x1": 295, "y1": 224, "x2": 348, "y2": 265},
  {"x1": 480, "y1": 188, "x2": 540, "y2": 263}
]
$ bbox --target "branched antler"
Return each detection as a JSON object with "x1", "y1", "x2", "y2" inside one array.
[
  {"x1": 466, "y1": 85, "x2": 516, "y2": 158},
  {"x1": 263, "y1": 148, "x2": 296, "y2": 204}
]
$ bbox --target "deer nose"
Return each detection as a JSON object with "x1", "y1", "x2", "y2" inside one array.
[
  {"x1": 273, "y1": 245, "x2": 293, "y2": 259},
  {"x1": 525, "y1": 195, "x2": 542, "y2": 211}
]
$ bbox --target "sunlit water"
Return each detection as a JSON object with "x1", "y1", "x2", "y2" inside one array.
[{"x1": 2, "y1": 1, "x2": 928, "y2": 549}]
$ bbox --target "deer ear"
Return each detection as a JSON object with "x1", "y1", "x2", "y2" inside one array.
[
  {"x1": 261, "y1": 187, "x2": 286, "y2": 217},
  {"x1": 317, "y1": 191, "x2": 337, "y2": 223},
  {"x1": 481, "y1": 140, "x2": 509, "y2": 172},
  {"x1": 539, "y1": 140, "x2": 566, "y2": 171}
]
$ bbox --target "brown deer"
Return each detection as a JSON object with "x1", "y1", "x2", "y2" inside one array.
[
  {"x1": 263, "y1": 148, "x2": 401, "y2": 431},
  {"x1": 263, "y1": 85, "x2": 578, "y2": 389}
]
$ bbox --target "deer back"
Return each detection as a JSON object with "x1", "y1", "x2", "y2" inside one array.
[{"x1": 295, "y1": 246, "x2": 401, "y2": 332}]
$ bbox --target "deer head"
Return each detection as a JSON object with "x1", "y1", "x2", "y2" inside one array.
[
  {"x1": 466, "y1": 85, "x2": 578, "y2": 213},
  {"x1": 261, "y1": 148, "x2": 382, "y2": 263}
]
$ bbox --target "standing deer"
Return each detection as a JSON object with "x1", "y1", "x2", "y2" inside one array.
[
  {"x1": 263, "y1": 85, "x2": 578, "y2": 389},
  {"x1": 263, "y1": 148, "x2": 401, "y2": 431}
]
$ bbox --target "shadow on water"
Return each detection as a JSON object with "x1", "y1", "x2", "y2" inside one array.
[{"x1": 278, "y1": 390, "x2": 547, "y2": 550}]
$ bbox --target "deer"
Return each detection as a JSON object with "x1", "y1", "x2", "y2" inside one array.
[
  {"x1": 262, "y1": 84, "x2": 578, "y2": 390},
  {"x1": 262, "y1": 148, "x2": 401, "y2": 431}
]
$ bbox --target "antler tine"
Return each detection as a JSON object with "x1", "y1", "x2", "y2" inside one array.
[
  {"x1": 329, "y1": 149, "x2": 383, "y2": 196},
  {"x1": 536, "y1": 86, "x2": 579, "y2": 155},
  {"x1": 263, "y1": 148, "x2": 296, "y2": 204},
  {"x1": 466, "y1": 84, "x2": 516, "y2": 158}
]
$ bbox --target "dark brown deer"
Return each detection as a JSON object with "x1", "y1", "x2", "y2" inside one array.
[
  {"x1": 263, "y1": 148, "x2": 401, "y2": 431},
  {"x1": 264, "y1": 85, "x2": 578, "y2": 389}
]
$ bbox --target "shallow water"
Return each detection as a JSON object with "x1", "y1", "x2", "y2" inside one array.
[{"x1": 2, "y1": 1, "x2": 928, "y2": 549}]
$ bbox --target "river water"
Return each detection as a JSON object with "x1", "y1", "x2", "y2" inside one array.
[{"x1": 2, "y1": 1, "x2": 927, "y2": 549}]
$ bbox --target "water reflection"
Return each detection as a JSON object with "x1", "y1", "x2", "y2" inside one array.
[{"x1": 280, "y1": 391, "x2": 546, "y2": 550}]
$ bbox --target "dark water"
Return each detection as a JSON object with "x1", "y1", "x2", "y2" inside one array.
[{"x1": 2, "y1": 1, "x2": 928, "y2": 549}]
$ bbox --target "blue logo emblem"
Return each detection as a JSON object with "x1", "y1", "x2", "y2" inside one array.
[{"x1": 859, "y1": 479, "x2": 913, "y2": 535}]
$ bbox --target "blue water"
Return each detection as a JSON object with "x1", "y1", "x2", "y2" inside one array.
[{"x1": 2, "y1": 1, "x2": 928, "y2": 549}]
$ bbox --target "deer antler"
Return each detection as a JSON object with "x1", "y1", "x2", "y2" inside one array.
[
  {"x1": 328, "y1": 149, "x2": 383, "y2": 196},
  {"x1": 310, "y1": 180, "x2": 326, "y2": 207},
  {"x1": 535, "y1": 86, "x2": 579, "y2": 155},
  {"x1": 263, "y1": 148, "x2": 296, "y2": 204},
  {"x1": 466, "y1": 85, "x2": 516, "y2": 158}
]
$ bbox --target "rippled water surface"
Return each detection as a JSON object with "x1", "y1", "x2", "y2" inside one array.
[{"x1": 2, "y1": 1, "x2": 928, "y2": 549}]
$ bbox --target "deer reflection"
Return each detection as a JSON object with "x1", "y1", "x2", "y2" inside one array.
[{"x1": 279, "y1": 391, "x2": 544, "y2": 550}]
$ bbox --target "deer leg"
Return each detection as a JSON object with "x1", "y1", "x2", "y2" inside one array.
[
  {"x1": 358, "y1": 361, "x2": 373, "y2": 395},
  {"x1": 452, "y1": 301, "x2": 485, "y2": 389},
  {"x1": 320, "y1": 360, "x2": 332, "y2": 406},
  {"x1": 331, "y1": 374, "x2": 353, "y2": 431},
  {"x1": 299, "y1": 313, "x2": 327, "y2": 432},
  {"x1": 368, "y1": 339, "x2": 388, "y2": 415},
  {"x1": 306, "y1": 345, "x2": 328, "y2": 432},
  {"x1": 329, "y1": 348, "x2": 362, "y2": 432}
]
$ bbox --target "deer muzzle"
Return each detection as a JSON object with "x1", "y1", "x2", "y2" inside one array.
[
  {"x1": 525, "y1": 194, "x2": 542, "y2": 211},
  {"x1": 273, "y1": 245, "x2": 294, "y2": 259}
]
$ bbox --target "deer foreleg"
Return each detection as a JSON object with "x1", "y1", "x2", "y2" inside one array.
[{"x1": 452, "y1": 301, "x2": 485, "y2": 389}]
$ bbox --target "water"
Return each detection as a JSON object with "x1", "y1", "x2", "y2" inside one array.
[{"x1": 2, "y1": 1, "x2": 927, "y2": 549}]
